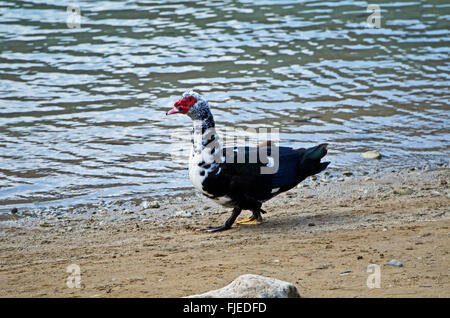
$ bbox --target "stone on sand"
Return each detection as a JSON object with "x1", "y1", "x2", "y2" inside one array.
[
  {"x1": 186, "y1": 274, "x2": 300, "y2": 298},
  {"x1": 361, "y1": 150, "x2": 382, "y2": 159},
  {"x1": 393, "y1": 186, "x2": 413, "y2": 195},
  {"x1": 175, "y1": 210, "x2": 192, "y2": 218},
  {"x1": 385, "y1": 259, "x2": 403, "y2": 267},
  {"x1": 141, "y1": 200, "x2": 160, "y2": 209}
]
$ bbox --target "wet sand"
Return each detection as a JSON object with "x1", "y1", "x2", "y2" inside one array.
[{"x1": 0, "y1": 168, "x2": 449, "y2": 297}]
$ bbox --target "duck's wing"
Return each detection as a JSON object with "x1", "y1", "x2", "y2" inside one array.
[{"x1": 211, "y1": 146, "x2": 303, "y2": 201}]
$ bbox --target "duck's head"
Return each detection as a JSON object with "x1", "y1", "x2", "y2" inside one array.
[{"x1": 166, "y1": 90, "x2": 212, "y2": 121}]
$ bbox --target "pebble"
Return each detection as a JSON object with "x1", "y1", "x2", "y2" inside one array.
[
  {"x1": 340, "y1": 270, "x2": 352, "y2": 276},
  {"x1": 365, "y1": 177, "x2": 373, "y2": 181},
  {"x1": 385, "y1": 259, "x2": 403, "y2": 267},
  {"x1": 308, "y1": 222, "x2": 315, "y2": 227},
  {"x1": 149, "y1": 201, "x2": 160, "y2": 208},
  {"x1": 141, "y1": 200, "x2": 160, "y2": 209},
  {"x1": 320, "y1": 178, "x2": 329, "y2": 183},
  {"x1": 175, "y1": 210, "x2": 192, "y2": 218},
  {"x1": 337, "y1": 177, "x2": 345, "y2": 182},
  {"x1": 11, "y1": 207, "x2": 18, "y2": 214},
  {"x1": 342, "y1": 171, "x2": 353, "y2": 177},
  {"x1": 39, "y1": 222, "x2": 53, "y2": 228},
  {"x1": 317, "y1": 264, "x2": 334, "y2": 270},
  {"x1": 295, "y1": 115, "x2": 314, "y2": 122},
  {"x1": 361, "y1": 151, "x2": 382, "y2": 159},
  {"x1": 393, "y1": 186, "x2": 413, "y2": 195}
]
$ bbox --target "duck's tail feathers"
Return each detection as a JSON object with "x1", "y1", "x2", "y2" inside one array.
[
  {"x1": 303, "y1": 143, "x2": 328, "y2": 161},
  {"x1": 297, "y1": 143, "x2": 330, "y2": 177}
]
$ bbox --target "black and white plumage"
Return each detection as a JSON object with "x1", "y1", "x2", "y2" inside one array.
[{"x1": 167, "y1": 91, "x2": 330, "y2": 232}]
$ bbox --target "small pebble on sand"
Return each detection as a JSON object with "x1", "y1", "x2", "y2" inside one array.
[
  {"x1": 175, "y1": 210, "x2": 192, "y2": 218},
  {"x1": 385, "y1": 259, "x2": 403, "y2": 267},
  {"x1": 361, "y1": 150, "x2": 382, "y2": 159},
  {"x1": 393, "y1": 186, "x2": 413, "y2": 195},
  {"x1": 141, "y1": 200, "x2": 160, "y2": 209}
]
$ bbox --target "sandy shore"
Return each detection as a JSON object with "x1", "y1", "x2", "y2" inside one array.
[{"x1": 0, "y1": 167, "x2": 449, "y2": 298}]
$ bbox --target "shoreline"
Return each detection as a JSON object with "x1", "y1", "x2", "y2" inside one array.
[
  {"x1": 0, "y1": 167, "x2": 449, "y2": 297},
  {"x1": 1, "y1": 158, "x2": 448, "y2": 220}
]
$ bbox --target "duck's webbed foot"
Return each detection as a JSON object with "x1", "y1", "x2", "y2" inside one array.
[
  {"x1": 236, "y1": 210, "x2": 263, "y2": 225},
  {"x1": 201, "y1": 224, "x2": 232, "y2": 233}
]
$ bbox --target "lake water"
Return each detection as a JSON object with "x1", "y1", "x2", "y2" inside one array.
[{"x1": 0, "y1": 0, "x2": 449, "y2": 214}]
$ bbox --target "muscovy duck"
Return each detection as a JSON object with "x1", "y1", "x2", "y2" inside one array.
[{"x1": 167, "y1": 91, "x2": 330, "y2": 232}]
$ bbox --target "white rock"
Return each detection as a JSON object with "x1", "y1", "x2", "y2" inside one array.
[
  {"x1": 141, "y1": 200, "x2": 160, "y2": 209},
  {"x1": 141, "y1": 201, "x2": 150, "y2": 209},
  {"x1": 393, "y1": 186, "x2": 413, "y2": 195},
  {"x1": 361, "y1": 151, "x2": 382, "y2": 159},
  {"x1": 175, "y1": 210, "x2": 192, "y2": 218},
  {"x1": 385, "y1": 259, "x2": 403, "y2": 267},
  {"x1": 186, "y1": 274, "x2": 300, "y2": 298}
]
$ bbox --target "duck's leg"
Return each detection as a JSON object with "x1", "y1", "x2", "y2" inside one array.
[
  {"x1": 201, "y1": 207, "x2": 242, "y2": 233},
  {"x1": 236, "y1": 209, "x2": 263, "y2": 225}
]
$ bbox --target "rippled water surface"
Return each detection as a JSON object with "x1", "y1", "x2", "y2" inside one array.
[{"x1": 1, "y1": 0, "x2": 449, "y2": 213}]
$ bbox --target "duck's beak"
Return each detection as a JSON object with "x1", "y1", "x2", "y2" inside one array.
[{"x1": 166, "y1": 107, "x2": 180, "y2": 115}]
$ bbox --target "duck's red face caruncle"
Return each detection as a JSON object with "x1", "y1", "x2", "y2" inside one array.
[{"x1": 166, "y1": 96, "x2": 197, "y2": 115}]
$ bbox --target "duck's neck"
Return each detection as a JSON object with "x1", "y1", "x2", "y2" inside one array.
[{"x1": 191, "y1": 112, "x2": 223, "y2": 165}]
